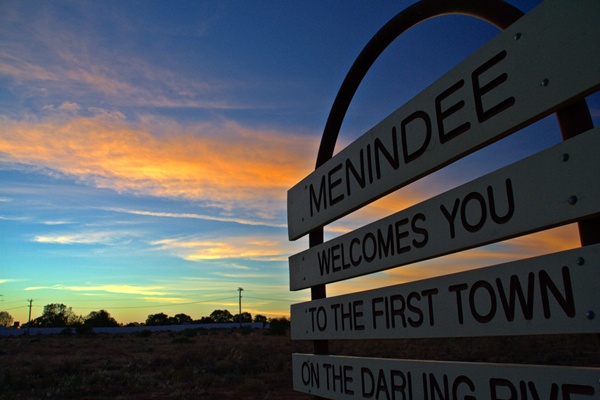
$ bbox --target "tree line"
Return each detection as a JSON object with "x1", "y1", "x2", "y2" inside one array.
[{"x1": 0, "y1": 304, "x2": 289, "y2": 331}]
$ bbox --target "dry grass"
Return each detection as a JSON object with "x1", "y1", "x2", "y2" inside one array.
[
  {"x1": 1, "y1": 330, "x2": 597, "y2": 399},
  {"x1": 0, "y1": 330, "x2": 311, "y2": 400}
]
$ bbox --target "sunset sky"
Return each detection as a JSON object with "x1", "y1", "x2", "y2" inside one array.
[{"x1": 1, "y1": 0, "x2": 597, "y2": 325}]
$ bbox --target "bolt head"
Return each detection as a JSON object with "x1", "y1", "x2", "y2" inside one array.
[{"x1": 585, "y1": 310, "x2": 595, "y2": 320}]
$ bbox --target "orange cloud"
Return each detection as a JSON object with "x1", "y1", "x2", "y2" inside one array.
[
  {"x1": 151, "y1": 234, "x2": 298, "y2": 262},
  {"x1": 0, "y1": 112, "x2": 317, "y2": 220}
]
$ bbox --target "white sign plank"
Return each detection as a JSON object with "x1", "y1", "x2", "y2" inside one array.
[
  {"x1": 289, "y1": 128, "x2": 600, "y2": 290},
  {"x1": 293, "y1": 354, "x2": 600, "y2": 399},
  {"x1": 291, "y1": 245, "x2": 600, "y2": 340},
  {"x1": 287, "y1": 0, "x2": 600, "y2": 240}
]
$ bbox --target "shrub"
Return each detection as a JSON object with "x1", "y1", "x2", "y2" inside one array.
[{"x1": 135, "y1": 329, "x2": 152, "y2": 338}]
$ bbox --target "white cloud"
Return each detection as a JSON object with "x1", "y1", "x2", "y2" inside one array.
[{"x1": 33, "y1": 230, "x2": 136, "y2": 246}]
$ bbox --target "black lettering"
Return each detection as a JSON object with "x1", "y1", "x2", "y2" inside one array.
[
  {"x1": 441, "y1": 199, "x2": 460, "y2": 239},
  {"x1": 317, "y1": 306, "x2": 327, "y2": 331},
  {"x1": 378, "y1": 225, "x2": 395, "y2": 259},
  {"x1": 407, "y1": 292, "x2": 423, "y2": 328},
  {"x1": 372, "y1": 297, "x2": 385, "y2": 330},
  {"x1": 453, "y1": 375, "x2": 476, "y2": 400},
  {"x1": 363, "y1": 232, "x2": 377, "y2": 263},
  {"x1": 362, "y1": 367, "x2": 375, "y2": 398},
  {"x1": 469, "y1": 280, "x2": 497, "y2": 323},
  {"x1": 353, "y1": 300, "x2": 365, "y2": 331},
  {"x1": 309, "y1": 175, "x2": 327, "y2": 217},
  {"x1": 528, "y1": 381, "x2": 558, "y2": 400},
  {"x1": 331, "y1": 244, "x2": 342, "y2": 272},
  {"x1": 472, "y1": 50, "x2": 515, "y2": 123},
  {"x1": 366, "y1": 144, "x2": 374, "y2": 184},
  {"x1": 490, "y1": 378, "x2": 517, "y2": 400},
  {"x1": 496, "y1": 273, "x2": 535, "y2": 321},
  {"x1": 412, "y1": 213, "x2": 428, "y2": 248},
  {"x1": 344, "y1": 365, "x2": 354, "y2": 395},
  {"x1": 346, "y1": 149, "x2": 366, "y2": 196},
  {"x1": 562, "y1": 384, "x2": 595, "y2": 399},
  {"x1": 540, "y1": 266, "x2": 576, "y2": 318},
  {"x1": 436, "y1": 79, "x2": 471, "y2": 144},
  {"x1": 318, "y1": 248, "x2": 331, "y2": 275},
  {"x1": 308, "y1": 307, "x2": 317, "y2": 332},
  {"x1": 340, "y1": 243, "x2": 351, "y2": 270},
  {"x1": 331, "y1": 303, "x2": 341, "y2": 331},
  {"x1": 341, "y1": 303, "x2": 353, "y2": 331},
  {"x1": 391, "y1": 370, "x2": 411, "y2": 400},
  {"x1": 301, "y1": 361, "x2": 319, "y2": 388},
  {"x1": 375, "y1": 127, "x2": 400, "y2": 179},
  {"x1": 323, "y1": 363, "x2": 332, "y2": 390},
  {"x1": 429, "y1": 373, "x2": 450, "y2": 400},
  {"x1": 328, "y1": 163, "x2": 344, "y2": 206},
  {"x1": 401, "y1": 111, "x2": 432, "y2": 164},
  {"x1": 395, "y1": 218, "x2": 411, "y2": 254},
  {"x1": 449, "y1": 283, "x2": 468, "y2": 324},
  {"x1": 488, "y1": 178, "x2": 514, "y2": 224},
  {"x1": 350, "y1": 237, "x2": 362, "y2": 266},
  {"x1": 461, "y1": 192, "x2": 487, "y2": 233},
  {"x1": 376, "y1": 369, "x2": 391, "y2": 399},
  {"x1": 390, "y1": 294, "x2": 407, "y2": 329},
  {"x1": 422, "y1": 288, "x2": 438, "y2": 326}
]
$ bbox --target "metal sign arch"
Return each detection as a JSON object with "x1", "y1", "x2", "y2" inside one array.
[{"x1": 309, "y1": 0, "x2": 595, "y2": 264}]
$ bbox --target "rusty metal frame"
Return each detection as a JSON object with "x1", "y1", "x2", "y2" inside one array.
[{"x1": 308, "y1": 0, "x2": 597, "y2": 368}]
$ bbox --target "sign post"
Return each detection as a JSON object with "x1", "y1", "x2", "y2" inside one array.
[{"x1": 288, "y1": 1, "x2": 600, "y2": 398}]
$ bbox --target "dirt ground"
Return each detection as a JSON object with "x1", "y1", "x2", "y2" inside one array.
[{"x1": 1, "y1": 330, "x2": 598, "y2": 399}]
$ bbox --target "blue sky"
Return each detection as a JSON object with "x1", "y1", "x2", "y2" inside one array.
[{"x1": 1, "y1": 0, "x2": 597, "y2": 325}]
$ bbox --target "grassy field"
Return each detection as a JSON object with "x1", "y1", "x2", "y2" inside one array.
[{"x1": 1, "y1": 330, "x2": 598, "y2": 399}]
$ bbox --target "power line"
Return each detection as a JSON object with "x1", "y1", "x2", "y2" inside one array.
[
  {"x1": 2, "y1": 305, "x2": 29, "y2": 311},
  {"x1": 27, "y1": 299, "x2": 33, "y2": 336},
  {"x1": 238, "y1": 287, "x2": 243, "y2": 326},
  {"x1": 244, "y1": 295, "x2": 304, "y2": 302},
  {"x1": 74, "y1": 296, "x2": 239, "y2": 310}
]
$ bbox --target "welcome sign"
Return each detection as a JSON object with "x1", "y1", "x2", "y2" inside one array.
[{"x1": 288, "y1": 0, "x2": 600, "y2": 398}]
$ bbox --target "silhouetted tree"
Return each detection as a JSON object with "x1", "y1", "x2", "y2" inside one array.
[
  {"x1": 32, "y1": 303, "x2": 81, "y2": 327},
  {"x1": 196, "y1": 316, "x2": 214, "y2": 324},
  {"x1": 253, "y1": 314, "x2": 267, "y2": 324},
  {"x1": 84, "y1": 310, "x2": 119, "y2": 327},
  {"x1": 234, "y1": 312, "x2": 252, "y2": 323},
  {"x1": 210, "y1": 309, "x2": 233, "y2": 323},
  {"x1": 267, "y1": 317, "x2": 290, "y2": 336},
  {"x1": 172, "y1": 313, "x2": 193, "y2": 325},
  {"x1": 0, "y1": 311, "x2": 14, "y2": 327},
  {"x1": 146, "y1": 312, "x2": 170, "y2": 326}
]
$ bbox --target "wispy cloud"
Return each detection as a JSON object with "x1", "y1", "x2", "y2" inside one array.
[
  {"x1": 0, "y1": 113, "x2": 317, "y2": 221},
  {"x1": 42, "y1": 220, "x2": 72, "y2": 226},
  {"x1": 140, "y1": 297, "x2": 193, "y2": 304},
  {"x1": 106, "y1": 207, "x2": 286, "y2": 229},
  {"x1": 0, "y1": 279, "x2": 22, "y2": 284},
  {"x1": 0, "y1": 20, "x2": 242, "y2": 111},
  {"x1": 151, "y1": 235, "x2": 292, "y2": 262},
  {"x1": 33, "y1": 230, "x2": 136, "y2": 246},
  {"x1": 24, "y1": 284, "x2": 169, "y2": 296}
]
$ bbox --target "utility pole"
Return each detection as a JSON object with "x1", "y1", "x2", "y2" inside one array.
[
  {"x1": 238, "y1": 287, "x2": 244, "y2": 327},
  {"x1": 27, "y1": 299, "x2": 33, "y2": 336}
]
